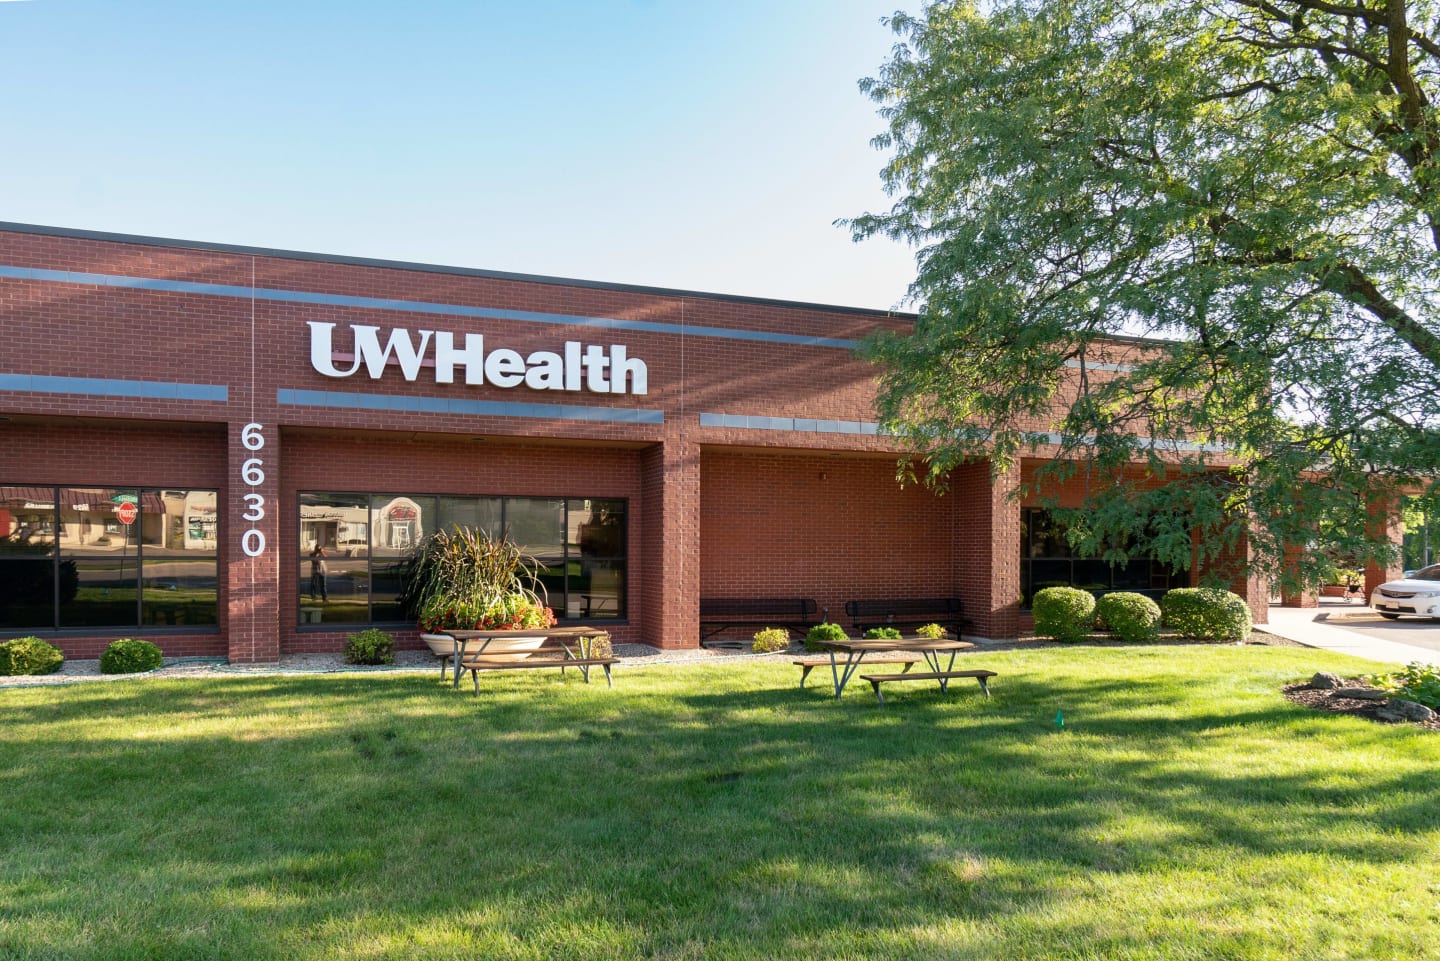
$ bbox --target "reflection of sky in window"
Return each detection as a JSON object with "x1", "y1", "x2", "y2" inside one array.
[{"x1": 507, "y1": 499, "x2": 564, "y2": 557}]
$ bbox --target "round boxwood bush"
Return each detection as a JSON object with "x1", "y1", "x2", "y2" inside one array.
[
  {"x1": 99, "y1": 638, "x2": 164, "y2": 674},
  {"x1": 1094, "y1": 592, "x2": 1163, "y2": 643},
  {"x1": 751, "y1": 627, "x2": 790, "y2": 654},
  {"x1": 804, "y1": 621, "x2": 848, "y2": 652},
  {"x1": 863, "y1": 626, "x2": 903, "y2": 640},
  {"x1": 1032, "y1": 587, "x2": 1096, "y2": 642},
  {"x1": 345, "y1": 628, "x2": 395, "y2": 665},
  {"x1": 1161, "y1": 587, "x2": 1252, "y2": 642},
  {"x1": 0, "y1": 636, "x2": 64, "y2": 675}
]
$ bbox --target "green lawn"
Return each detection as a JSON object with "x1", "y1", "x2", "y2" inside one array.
[{"x1": 1, "y1": 645, "x2": 1436, "y2": 960}]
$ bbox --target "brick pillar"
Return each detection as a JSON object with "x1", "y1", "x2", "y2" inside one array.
[
  {"x1": 225, "y1": 420, "x2": 281, "y2": 663},
  {"x1": 639, "y1": 435, "x2": 700, "y2": 649},
  {"x1": 1364, "y1": 498, "x2": 1404, "y2": 596},
  {"x1": 1278, "y1": 543, "x2": 1319, "y2": 608},
  {"x1": 1216, "y1": 519, "x2": 1270, "y2": 626},
  {"x1": 951, "y1": 460, "x2": 1020, "y2": 641}
]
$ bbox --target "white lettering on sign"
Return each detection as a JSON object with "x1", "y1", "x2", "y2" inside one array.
[
  {"x1": 308, "y1": 322, "x2": 648, "y2": 395},
  {"x1": 240, "y1": 422, "x2": 266, "y2": 557}
]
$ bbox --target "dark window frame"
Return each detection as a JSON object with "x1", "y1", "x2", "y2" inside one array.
[
  {"x1": 296, "y1": 492, "x2": 629, "y2": 629},
  {"x1": 0, "y1": 485, "x2": 220, "y2": 635},
  {"x1": 1019, "y1": 507, "x2": 1184, "y2": 609}
]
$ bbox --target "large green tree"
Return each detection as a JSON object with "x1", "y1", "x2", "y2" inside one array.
[{"x1": 850, "y1": 0, "x2": 1440, "y2": 587}]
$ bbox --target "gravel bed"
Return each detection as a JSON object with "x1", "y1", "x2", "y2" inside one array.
[{"x1": 0, "y1": 642, "x2": 786, "y2": 687}]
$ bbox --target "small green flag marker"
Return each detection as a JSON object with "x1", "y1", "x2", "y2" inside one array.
[{"x1": 1055, "y1": 709, "x2": 1065, "y2": 729}]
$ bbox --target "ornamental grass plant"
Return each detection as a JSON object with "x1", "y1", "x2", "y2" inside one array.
[
  {"x1": 0, "y1": 645, "x2": 1435, "y2": 960},
  {"x1": 399, "y1": 528, "x2": 555, "y2": 633}
]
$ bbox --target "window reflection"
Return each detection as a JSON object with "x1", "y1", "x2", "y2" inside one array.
[
  {"x1": 1019, "y1": 507, "x2": 1182, "y2": 607},
  {"x1": 0, "y1": 485, "x2": 218, "y2": 630},
  {"x1": 298, "y1": 492, "x2": 628, "y2": 627},
  {"x1": 437, "y1": 497, "x2": 500, "y2": 539}
]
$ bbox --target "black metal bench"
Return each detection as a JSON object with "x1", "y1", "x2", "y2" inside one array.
[
  {"x1": 844, "y1": 597, "x2": 971, "y2": 637},
  {"x1": 699, "y1": 597, "x2": 819, "y2": 640}
]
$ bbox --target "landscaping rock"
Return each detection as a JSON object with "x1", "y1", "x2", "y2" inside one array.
[
  {"x1": 1333, "y1": 687, "x2": 1388, "y2": 700},
  {"x1": 1309, "y1": 671, "x2": 1344, "y2": 689},
  {"x1": 1376, "y1": 700, "x2": 1438, "y2": 723}
]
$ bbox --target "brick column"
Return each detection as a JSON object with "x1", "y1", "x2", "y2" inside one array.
[
  {"x1": 225, "y1": 420, "x2": 281, "y2": 663},
  {"x1": 639, "y1": 435, "x2": 700, "y2": 649},
  {"x1": 951, "y1": 460, "x2": 1020, "y2": 641},
  {"x1": 1278, "y1": 543, "x2": 1319, "y2": 609},
  {"x1": 1364, "y1": 498, "x2": 1404, "y2": 597},
  {"x1": 1214, "y1": 518, "x2": 1270, "y2": 626}
]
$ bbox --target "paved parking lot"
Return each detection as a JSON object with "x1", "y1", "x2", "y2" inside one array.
[{"x1": 1325, "y1": 611, "x2": 1440, "y2": 653}]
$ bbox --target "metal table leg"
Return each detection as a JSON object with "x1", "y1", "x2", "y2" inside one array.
[
  {"x1": 827, "y1": 650, "x2": 869, "y2": 698},
  {"x1": 920, "y1": 647, "x2": 961, "y2": 691}
]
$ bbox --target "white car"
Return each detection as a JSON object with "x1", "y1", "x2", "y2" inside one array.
[{"x1": 1370, "y1": 564, "x2": 1440, "y2": 620}]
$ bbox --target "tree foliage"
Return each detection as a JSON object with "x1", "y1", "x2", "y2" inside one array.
[{"x1": 850, "y1": 0, "x2": 1440, "y2": 587}]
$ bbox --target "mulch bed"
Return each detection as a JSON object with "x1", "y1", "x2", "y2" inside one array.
[{"x1": 1282, "y1": 680, "x2": 1440, "y2": 732}]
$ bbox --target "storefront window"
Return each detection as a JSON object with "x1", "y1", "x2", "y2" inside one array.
[
  {"x1": 0, "y1": 485, "x2": 218, "y2": 631},
  {"x1": 1019, "y1": 507, "x2": 1182, "y2": 608},
  {"x1": 301, "y1": 492, "x2": 627, "y2": 627}
]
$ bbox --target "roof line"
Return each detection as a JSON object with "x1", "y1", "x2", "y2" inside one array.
[{"x1": 0, "y1": 221, "x2": 917, "y2": 321}]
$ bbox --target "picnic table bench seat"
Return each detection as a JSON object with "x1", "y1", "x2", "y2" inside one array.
[
  {"x1": 459, "y1": 652, "x2": 620, "y2": 695},
  {"x1": 844, "y1": 597, "x2": 971, "y2": 637},
  {"x1": 791, "y1": 653, "x2": 922, "y2": 687},
  {"x1": 700, "y1": 597, "x2": 819, "y2": 640},
  {"x1": 859, "y1": 668, "x2": 997, "y2": 705}
]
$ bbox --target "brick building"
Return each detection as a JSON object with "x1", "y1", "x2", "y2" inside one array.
[{"x1": 0, "y1": 223, "x2": 1270, "y2": 662}]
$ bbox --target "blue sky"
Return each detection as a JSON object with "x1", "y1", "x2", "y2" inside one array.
[{"x1": 0, "y1": 1, "x2": 919, "y2": 310}]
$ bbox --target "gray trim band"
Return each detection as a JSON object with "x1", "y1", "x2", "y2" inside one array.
[
  {"x1": 279, "y1": 388, "x2": 664, "y2": 424},
  {"x1": 0, "y1": 373, "x2": 227, "y2": 401},
  {"x1": 0, "y1": 263, "x2": 862, "y2": 350}
]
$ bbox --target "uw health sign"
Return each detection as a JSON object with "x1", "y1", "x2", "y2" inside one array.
[{"x1": 308, "y1": 322, "x2": 649, "y2": 395}]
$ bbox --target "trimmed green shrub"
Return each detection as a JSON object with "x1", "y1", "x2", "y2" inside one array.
[
  {"x1": 1161, "y1": 588, "x2": 1252, "y2": 642},
  {"x1": 751, "y1": 628, "x2": 790, "y2": 654},
  {"x1": 1094, "y1": 592, "x2": 1162, "y2": 643},
  {"x1": 863, "y1": 627, "x2": 903, "y2": 640},
  {"x1": 0, "y1": 636, "x2": 64, "y2": 675},
  {"x1": 916, "y1": 623, "x2": 948, "y2": 639},
  {"x1": 805, "y1": 621, "x2": 848, "y2": 652},
  {"x1": 345, "y1": 628, "x2": 395, "y2": 665},
  {"x1": 99, "y1": 638, "x2": 163, "y2": 674},
  {"x1": 1032, "y1": 587, "x2": 1096, "y2": 642}
]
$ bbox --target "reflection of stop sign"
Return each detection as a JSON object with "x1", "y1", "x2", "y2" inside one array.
[{"x1": 115, "y1": 502, "x2": 138, "y2": 525}]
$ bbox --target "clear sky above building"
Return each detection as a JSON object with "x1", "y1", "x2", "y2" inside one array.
[{"x1": 0, "y1": 0, "x2": 920, "y2": 311}]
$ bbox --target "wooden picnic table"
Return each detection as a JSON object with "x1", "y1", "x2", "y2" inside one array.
[
  {"x1": 815, "y1": 637, "x2": 982, "y2": 701},
  {"x1": 439, "y1": 626, "x2": 610, "y2": 688}
]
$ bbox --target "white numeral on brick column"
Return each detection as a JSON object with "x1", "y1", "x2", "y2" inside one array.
[{"x1": 240, "y1": 423, "x2": 267, "y2": 557}]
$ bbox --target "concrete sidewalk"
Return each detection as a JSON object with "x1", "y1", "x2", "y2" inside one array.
[{"x1": 1258, "y1": 602, "x2": 1438, "y2": 667}]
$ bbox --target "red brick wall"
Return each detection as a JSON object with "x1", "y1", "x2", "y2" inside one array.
[{"x1": 699, "y1": 450, "x2": 965, "y2": 632}]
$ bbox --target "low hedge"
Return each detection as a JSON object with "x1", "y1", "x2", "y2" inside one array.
[
  {"x1": 0, "y1": 636, "x2": 65, "y2": 675},
  {"x1": 1032, "y1": 587, "x2": 1096, "y2": 642},
  {"x1": 1094, "y1": 592, "x2": 1162, "y2": 643},
  {"x1": 100, "y1": 638, "x2": 164, "y2": 674},
  {"x1": 1161, "y1": 588, "x2": 1252, "y2": 642},
  {"x1": 804, "y1": 622, "x2": 848, "y2": 652},
  {"x1": 345, "y1": 628, "x2": 395, "y2": 665},
  {"x1": 752, "y1": 628, "x2": 790, "y2": 654}
]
